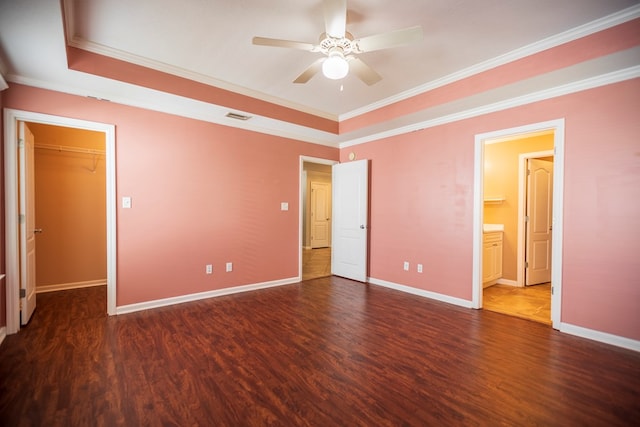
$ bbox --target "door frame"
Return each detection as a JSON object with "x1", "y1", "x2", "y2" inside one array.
[
  {"x1": 518, "y1": 151, "x2": 554, "y2": 287},
  {"x1": 299, "y1": 156, "x2": 338, "y2": 280},
  {"x1": 4, "y1": 109, "x2": 117, "y2": 334},
  {"x1": 472, "y1": 119, "x2": 564, "y2": 328}
]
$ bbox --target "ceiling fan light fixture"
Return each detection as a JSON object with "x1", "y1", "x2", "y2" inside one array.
[{"x1": 322, "y1": 50, "x2": 349, "y2": 80}]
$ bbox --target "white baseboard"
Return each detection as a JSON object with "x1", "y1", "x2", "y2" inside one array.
[
  {"x1": 37, "y1": 279, "x2": 107, "y2": 293},
  {"x1": 116, "y1": 276, "x2": 300, "y2": 315},
  {"x1": 0, "y1": 326, "x2": 6, "y2": 347},
  {"x1": 560, "y1": 322, "x2": 640, "y2": 352},
  {"x1": 496, "y1": 278, "x2": 519, "y2": 286},
  {"x1": 368, "y1": 277, "x2": 474, "y2": 309}
]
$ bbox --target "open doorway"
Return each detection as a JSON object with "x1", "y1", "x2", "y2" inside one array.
[
  {"x1": 4, "y1": 109, "x2": 116, "y2": 335},
  {"x1": 472, "y1": 119, "x2": 564, "y2": 329},
  {"x1": 482, "y1": 134, "x2": 554, "y2": 324},
  {"x1": 300, "y1": 157, "x2": 338, "y2": 281},
  {"x1": 29, "y1": 122, "x2": 107, "y2": 299}
]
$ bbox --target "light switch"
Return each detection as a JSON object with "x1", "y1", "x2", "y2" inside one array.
[
  {"x1": 122, "y1": 196, "x2": 132, "y2": 209},
  {"x1": 281, "y1": 202, "x2": 289, "y2": 211}
]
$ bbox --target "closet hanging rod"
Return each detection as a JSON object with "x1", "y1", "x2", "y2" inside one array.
[{"x1": 34, "y1": 143, "x2": 105, "y2": 155}]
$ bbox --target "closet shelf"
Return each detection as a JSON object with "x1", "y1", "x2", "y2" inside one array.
[{"x1": 484, "y1": 197, "x2": 505, "y2": 204}]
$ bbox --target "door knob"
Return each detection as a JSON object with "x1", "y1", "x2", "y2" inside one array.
[
  {"x1": 360, "y1": 225, "x2": 365, "y2": 229},
  {"x1": 34, "y1": 228, "x2": 43, "y2": 234}
]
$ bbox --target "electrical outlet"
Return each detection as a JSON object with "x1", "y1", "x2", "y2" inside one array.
[
  {"x1": 403, "y1": 261, "x2": 409, "y2": 271},
  {"x1": 226, "y1": 262, "x2": 233, "y2": 272},
  {"x1": 417, "y1": 264, "x2": 423, "y2": 273},
  {"x1": 205, "y1": 264, "x2": 213, "y2": 274}
]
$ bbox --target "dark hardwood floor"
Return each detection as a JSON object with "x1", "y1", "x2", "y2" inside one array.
[{"x1": 1, "y1": 278, "x2": 639, "y2": 426}]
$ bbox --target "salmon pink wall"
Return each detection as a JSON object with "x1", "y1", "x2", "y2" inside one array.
[
  {"x1": 342, "y1": 79, "x2": 640, "y2": 341},
  {"x1": 2, "y1": 84, "x2": 338, "y2": 307}
]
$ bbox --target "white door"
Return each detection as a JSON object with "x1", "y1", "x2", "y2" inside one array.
[
  {"x1": 310, "y1": 181, "x2": 331, "y2": 248},
  {"x1": 19, "y1": 121, "x2": 37, "y2": 324},
  {"x1": 331, "y1": 160, "x2": 369, "y2": 282},
  {"x1": 525, "y1": 158, "x2": 553, "y2": 286}
]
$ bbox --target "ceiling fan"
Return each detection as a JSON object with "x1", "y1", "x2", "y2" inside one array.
[{"x1": 252, "y1": 0, "x2": 423, "y2": 85}]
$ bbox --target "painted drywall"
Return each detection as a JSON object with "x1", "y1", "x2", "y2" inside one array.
[
  {"x1": 2, "y1": 84, "x2": 339, "y2": 308},
  {"x1": 29, "y1": 123, "x2": 107, "y2": 288},
  {"x1": 484, "y1": 133, "x2": 554, "y2": 281},
  {"x1": 342, "y1": 78, "x2": 640, "y2": 341}
]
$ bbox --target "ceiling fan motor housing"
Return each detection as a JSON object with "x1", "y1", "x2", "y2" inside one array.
[{"x1": 319, "y1": 32, "x2": 355, "y2": 56}]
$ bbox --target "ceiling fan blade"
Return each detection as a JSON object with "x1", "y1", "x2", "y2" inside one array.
[
  {"x1": 323, "y1": 0, "x2": 347, "y2": 38},
  {"x1": 354, "y1": 25, "x2": 423, "y2": 53},
  {"x1": 252, "y1": 36, "x2": 316, "y2": 51},
  {"x1": 347, "y1": 56, "x2": 382, "y2": 86},
  {"x1": 294, "y1": 58, "x2": 325, "y2": 84}
]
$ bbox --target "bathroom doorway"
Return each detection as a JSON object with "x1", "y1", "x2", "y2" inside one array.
[{"x1": 473, "y1": 120, "x2": 564, "y2": 329}]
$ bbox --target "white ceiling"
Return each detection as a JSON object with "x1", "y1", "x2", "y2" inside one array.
[{"x1": 0, "y1": 0, "x2": 639, "y2": 146}]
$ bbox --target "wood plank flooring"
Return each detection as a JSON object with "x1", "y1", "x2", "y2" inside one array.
[
  {"x1": 302, "y1": 247, "x2": 331, "y2": 280},
  {"x1": 1, "y1": 278, "x2": 639, "y2": 426},
  {"x1": 483, "y1": 283, "x2": 551, "y2": 324}
]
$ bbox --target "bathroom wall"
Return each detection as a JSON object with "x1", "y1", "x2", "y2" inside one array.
[{"x1": 484, "y1": 133, "x2": 554, "y2": 282}]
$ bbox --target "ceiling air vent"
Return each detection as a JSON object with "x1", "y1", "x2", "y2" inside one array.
[{"x1": 226, "y1": 112, "x2": 252, "y2": 121}]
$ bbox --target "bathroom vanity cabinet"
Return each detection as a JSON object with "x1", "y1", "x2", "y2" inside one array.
[{"x1": 483, "y1": 231, "x2": 503, "y2": 287}]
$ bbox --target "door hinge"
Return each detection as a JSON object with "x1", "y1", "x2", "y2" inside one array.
[
  {"x1": 17, "y1": 138, "x2": 24, "y2": 149},
  {"x1": 524, "y1": 215, "x2": 529, "y2": 222},
  {"x1": 551, "y1": 286, "x2": 554, "y2": 295},
  {"x1": 19, "y1": 214, "x2": 26, "y2": 224},
  {"x1": 524, "y1": 261, "x2": 529, "y2": 268},
  {"x1": 20, "y1": 288, "x2": 26, "y2": 298}
]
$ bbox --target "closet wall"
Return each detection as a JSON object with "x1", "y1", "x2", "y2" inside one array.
[{"x1": 29, "y1": 123, "x2": 107, "y2": 290}]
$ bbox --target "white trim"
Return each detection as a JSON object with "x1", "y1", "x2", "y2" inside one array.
[
  {"x1": 339, "y1": 4, "x2": 640, "y2": 120},
  {"x1": 69, "y1": 39, "x2": 338, "y2": 123},
  {"x1": 473, "y1": 119, "x2": 565, "y2": 331},
  {"x1": 495, "y1": 278, "x2": 518, "y2": 287},
  {"x1": 369, "y1": 277, "x2": 474, "y2": 309},
  {"x1": 299, "y1": 156, "x2": 339, "y2": 279},
  {"x1": 3, "y1": 109, "x2": 117, "y2": 334},
  {"x1": 36, "y1": 280, "x2": 106, "y2": 294},
  {"x1": 5, "y1": 56, "x2": 638, "y2": 152},
  {"x1": 517, "y1": 150, "x2": 554, "y2": 288},
  {"x1": 0, "y1": 73, "x2": 8, "y2": 91},
  {"x1": 60, "y1": 0, "x2": 639, "y2": 125},
  {"x1": 0, "y1": 327, "x2": 6, "y2": 347},
  {"x1": 340, "y1": 66, "x2": 640, "y2": 149},
  {"x1": 560, "y1": 323, "x2": 640, "y2": 353},
  {"x1": 116, "y1": 277, "x2": 299, "y2": 315}
]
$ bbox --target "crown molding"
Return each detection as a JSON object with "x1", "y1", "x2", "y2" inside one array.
[
  {"x1": 0, "y1": 73, "x2": 8, "y2": 91},
  {"x1": 339, "y1": 65, "x2": 640, "y2": 149},
  {"x1": 5, "y1": 73, "x2": 341, "y2": 148},
  {"x1": 68, "y1": 37, "x2": 338, "y2": 123},
  {"x1": 339, "y1": 4, "x2": 640, "y2": 121},
  {"x1": 7, "y1": 63, "x2": 637, "y2": 151}
]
